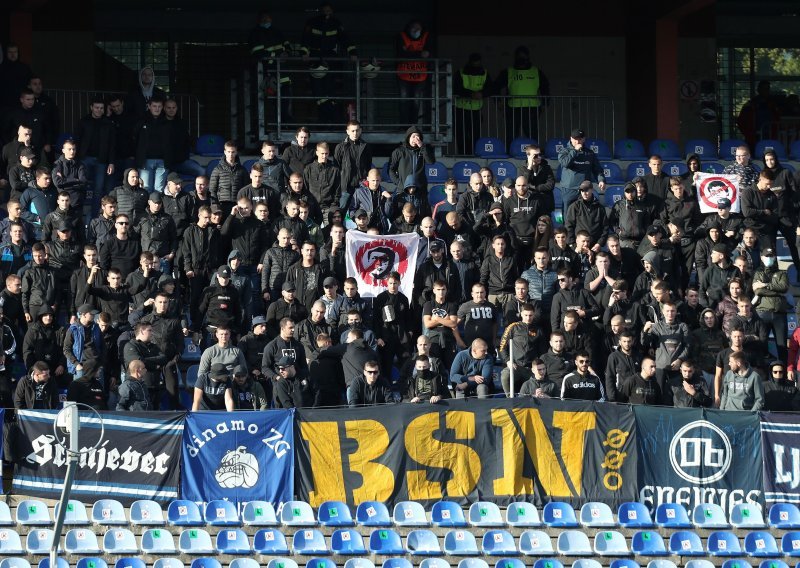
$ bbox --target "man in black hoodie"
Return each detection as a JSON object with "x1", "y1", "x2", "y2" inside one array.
[
  {"x1": 199, "y1": 265, "x2": 242, "y2": 331},
  {"x1": 20, "y1": 242, "x2": 57, "y2": 322},
  {"x1": 272, "y1": 355, "x2": 315, "y2": 408},
  {"x1": 347, "y1": 359, "x2": 395, "y2": 407},
  {"x1": 388, "y1": 126, "x2": 435, "y2": 195},
  {"x1": 480, "y1": 234, "x2": 518, "y2": 310},
  {"x1": 66, "y1": 357, "x2": 106, "y2": 410},
  {"x1": 238, "y1": 315, "x2": 270, "y2": 391}
]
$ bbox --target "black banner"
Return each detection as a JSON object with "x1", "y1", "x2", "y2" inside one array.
[
  {"x1": 13, "y1": 410, "x2": 184, "y2": 504},
  {"x1": 294, "y1": 398, "x2": 637, "y2": 508}
]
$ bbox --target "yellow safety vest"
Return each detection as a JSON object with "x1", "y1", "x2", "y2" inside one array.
[
  {"x1": 455, "y1": 70, "x2": 487, "y2": 111},
  {"x1": 507, "y1": 66, "x2": 541, "y2": 108}
]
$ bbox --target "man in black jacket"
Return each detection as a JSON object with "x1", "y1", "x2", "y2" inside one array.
[
  {"x1": 480, "y1": 234, "x2": 518, "y2": 309},
  {"x1": 199, "y1": 265, "x2": 242, "y2": 331},
  {"x1": 238, "y1": 315, "x2": 270, "y2": 392},
  {"x1": 181, "y1": 206, "x2": 221, "y2": 327},
  {"x1": 122, "y1": 321, "x2": 169, "y2": 408},
  {"x1": 133, "y1": 95, "x2": 171, "y2": 193},
  {"x1": 74, "y1": 95, "x2": 116, "y2": 198},
  {"x1": 220, "y1": 196, "x2": 265, "y2": 306},
  {"x1": 347, "y1": 359, "x2": 395, "y2": 407},
  {"x1": 334, "y1": 120, "x2": 372, "y2": 210},
  {"x1": 261, "y1": 317, "x2": 309, "y2": 383},
  {"x1": 272, "y1": 355, "x2": 315, "y2": 408},
  {"x1": 14, "y1": 361, "x2": 59, "y2": 409}
]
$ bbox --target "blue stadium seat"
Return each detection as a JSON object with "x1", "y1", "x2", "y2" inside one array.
[
  {"x1": 755, "y1": 139, "x2": 787, "y2": 160},
  {"x1": 617, "y1": 501, "x2": 653, "y2": 529},
  {"x1": 458, "y1": 560, "x2": 489, "y2": 568},
  {"x1": 103, "y1": 528, "x2": 139, "y2": 554},
  {"x1": 452, "y1": 161, "x2": 482, "y2": 183},
  {"x1": 702, "y1": 161, "x2": 726, "y2": 174},
  {"x1": 519, "y1": 530, "x2": 554, "y2": 555},
  {"x1": 481, "y1": 530, "x2": 517, "y2": 556},
  {"x1": 444, "y1": 530, "x2": 480, "y2": 556},
  {"x1": 685, "y1": 139, "x2": 717, "y2": 159},
  {"x1": 614, "y1": 139, "x2": 647, "y2": 160},
  {"x1": 196, "y1": 134, "x2": 225, "y2": 156},
  {"x1": 55, "y1": 500, "x2": 89, "y2": 525},
  {"x1": 419, "y1": 559, "x2": 449, "y2": 568},
  {"x1": 0, "y1": 559, "x2": 30, "y2": 568},
  {"x1": 669, "y1": 530, "x2": 704, "y2": 556},
  {"x1": 587, "y1": 138, "x2": 612, "y2": 159},
  {"x1": 204, "y1": 159, "x2": 220, "y2": 177},
  {"x1": 426, "y1": 162, "x2": 449, "y2": 184},
  {"x1": 380, "y1": 162, "x2": 392, "y2": 185},
  {"x1": 130, "y1": 500, "x2": 165, "y2": 525},
  {"x1": 242, "y1": 159, "x2": 257, "y2": 172},
  {"x1": 745, "y1": 531, "x2": 780, "y2": 557},
  {"x1": 579, "y1": 502, "x2": 616, "y2": 527},
  {"x1": 694, "y1": 503, "x2": 730, "y2": 528},
  {"x1": 26, "y1": 529, "x2": 55, "y2": 554},
  {"x1": 141, "y1": 528, "x2": 176, "y2": 554},
  {"x1": 266, "y1": 560, "x2": 299, "y2": 568},
  {"x1": 721, "y1": 561, "x2": 752, "y2": 568},
  {"x1": 731, "y1": 504, "x2": 766, "y2": 528},
  {"x1": 573, "y1": 561, "x2": 602, "y2": 568},
  {"x1": 542, "y1": 502, "x2": 578, "y2": 527},
  {"x1": 489, "y1": 160, "x2": 517, "y2": 184},
  {"x1": 383, "y1": 559, "x2": 413, "y2": 568},
  {"x1": 509, "y1": 137, "x2": 537, "y2": 159},
  {"x1": 242, "y1": 501, "x2": 278, "y2": 526},
  {"x1": 205, "y1": 500, "x2": 240, "y2": 526},
  {"x1": 646, "y1": 562, "x2": 678, "y2": 568},
  {"x1": 664, "y1": 162, "x2": 689, "y2": 176},
  {"x1": 791, "y1": 141, "x2": 800, "y2": 160},
  {"x1": 330, "y1": 529, "x2": 367, "y2": 555},
  {"x1": 545, "y1": 138, "x2": 569, "y2": 160},
  {"x1": 168, "y1": 500, "x2": 203, "y2": 526},
  {"x1": 603, "y1": 185, "x2": 625, "y2": 207},
  {"x1": 789, "y1": 313, "x2": 798, "y2": 334},
  {"x1": 506, "y1": 502, "x2": 541, "y2": 527},
  {"x1": 783, "y1": 162, "x2": 796, "y2": 173},
  {"x1": 293, "y1": 529, "x2": 329, "y2": 555},
  {"x1": 468, "y1": 502, "x2": 503, "y2": 527},
  {"x1": 394, "y1": 501, "x2": 429, "y2": 527},
  {"x1": 356, "y1": 501, "x2": 392, "y2": 527},
  {"x1": 431, "y1": 501, "x2": 467, "y2": 527},
  {"x1": 253, "y1": 528, "x2": 289, "y2": 556},
  {"x1": 344, "y1": 560, "x2": 375, "y2": 568},
  {"x1": 594, "y1": 531, "x2": 629, "y2": 556},
  {"x1": 601, "y1": 162, "x2": 624, "y2": 184},
  {"x1": 17, "y1": 500, "x2": 52, "y2": 525},
  {"x1": 532, "y1": 560, "x2": 563, "y2": 568},
  {"x1": 475, "y1": 137, "x2": 507, "y2": 159},
  {"x1": 720, "y1": 139, "x2": 746, "y2": 160},
  {"x1": 318, "y1": 501, "x2": 354, "y2": 527},
  {"x1": 0, "y1": 528, "x2": 24, "y2": 554},
  {"x1": 406, "y1": 529, "x2": 442, "y2": 555},
  {"x1": 189, "y1": 560, "x2": 221, "y2": 568},
  {"x1": 649, "y1": 139, "x2": 681, "y2": 160},
  {"x1": 707, "y1": 531, "x2": 742, "y2": 556},
  {"x1": 685, "y1": 561, "x2": 715, "y2": 568},
  {"x1": 216, "y1": 529, "x2": 251, "y2": 554},
  {"x1": 655, "y1": 503, "x2": 692, "y2": 528},
  {"x1": 556, "y1": 530, "x2": 592, "y2": 556},
  {"x1": 112, "y1": 559, "x2": 145, "y2": 568},
  {"x1": 181, "y1": 338, "x2": 201, "y2": 363},
  {"x1": 428, "y1": 184, "x2": 446, "y2": 207},
  {"x1": 625, "y1": 162, "x2": 648, "y2": 181},
  {"x1": 281, "y1": 501, "x2": 316, "y2": 526},
  {"x1": 496, "y1": 560, "x2": 525, "y2": 568},
  {"x1": 92, "y1": 499, "x2": 126, "y2": 525},
  {"x1": 781, "y1": 532, "x2": 800, "y2": 556},
  {"x1": 0, "y1": 502, "x2": 12, "y2": 526},
  {"x1": 230, "y1": 560, "x2": 260, "y2": 568},
  {"x1": 758, "y1": 561, "x2": 788, "y2": 568},
  {"x1": 38, "y1": 561, "x2": 69, "y2": 568},
  {"x1": 776, "y1": 236, "x2": 791, "y2": 260},
  {"x1": 179, "y1": 529, "x2": 214, "y2": 554},
  {"x1": 305, "y1": 561, "x2": 335, "y2": 568},
  {"x1": 64, "y1": 528, "x2": 101, "y2": 554},
  {"x1": 76, "y1": 559, "x2": 107, "y2": 568},
  {"x1": 631, "y1": 531, "x2": 667, "y2": 556},
  {"x1": 369, "y1": 528, "x2": 404, "y2": 554},
  {"x1": 610, "y1": 560, "x2": 640, "y2": 568}
]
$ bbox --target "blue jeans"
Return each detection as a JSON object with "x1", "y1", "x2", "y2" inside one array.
[{"x1": 140, "y1": 159, "x2": 167, "y2": 192}]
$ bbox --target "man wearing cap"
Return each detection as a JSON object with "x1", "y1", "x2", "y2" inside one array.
[
  {"x1": 700, "y1": 243, "x2": 740, "y2": 307},
  {"x1": 137, "y1": 191, "x2": 178, "y2": 273},
  {"x1": 751, "y1": 247, "x2": 789, "y2": 362},
  {"x1": 273, "y1": 355, "x2": 315, "y2": 408},
  {"x1": 162, "y1": 172, "x2": 192, "y2": 239},
  {"x1": 238, "y1": 315, "x2": 269, "y2": 387},
  {"x1": 181, "y1": 205, "x2": 221, "y2": 327},
  {"x1": 20, "y1": 168, "x2": 56, "y2": 241},
  {"x1": 608, "y1": 182, "x2": 649, "y2": 250},
  {"x1": 566, "y1": 180, "x2": 608, "y2": 251},
  {"x1": 557, "y1": 128, "x2": 605, "y2": 217},
  {"x1": 266, "y1": 280, "x2": 308, "y2": 338},
  {"x1": 636, "y1": 224, "x2": 677, "y2": 284},
  {"x1": 700, "y1": 197, "x2": 743, "y2": 248},
  {"x1": 229, "y1": 364, "x2": 269, "y2": 410},
  {"x1": 199, "y1": 265, "x2": 243, "y2": 332},
  {"x1": 192, "y1": 361, "x2": 234, "y2": 411},
  {"x1": 414, "y1": 239, "x2": 459, "y2": 309},
  {"x1": 8, "y1": 147, "x2": 37, "y2": 201},
  {"x1": 63, "y1": 303, "x2": 104, "y2": 377},
  {"x1": 261, "y1": 317, "x2": 309, "y2": 384},
  {"x1": 318, "y1": 276, "x2": 342, "y2": 318}
]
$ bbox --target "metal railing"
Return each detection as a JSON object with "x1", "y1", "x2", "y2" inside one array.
[{"x1": 47, "y1": 89, "x2": 202, "y2": 139}]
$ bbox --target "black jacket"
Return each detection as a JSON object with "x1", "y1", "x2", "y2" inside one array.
[
  {"x1": 20, "y1": 262, "x2": 57, "y2": 314},
  {"x1": 388, "y1": 126, "x2": 435, "y2": 191},
  {"x1": 134, "y1": 113, "x2": 174, "y2": 167},
  {"x1": 303, "y1": 161, "x2": 341, "y2": 209},
  {"x1": 210, "y1": 159, "x2": 248, "y2": 204},
  {"x1": 220, "y1": 214, "x2": 265, "y2": 267},
  {"x1": 14, "y1": 374, "x2": 59, "y2": 409},
  {"x1": 334, "y1": 137, "x2": 372, "y2": 192},
  {"x1": 347, "y1": 374, "x2": 394, "y2": 407},
  {"x1": 286, "y1": 261, "x2": 327, "y2": 313},
  {"x1": 199, "y1": 283, "x2": 242, "y2": 329},
  {"x1": 23, "y1": 320, "x2": 63, "y2": 370},
  {"x1": 273, "y1": 375, "x2": 314, "y2": 408},
  {"x1": 261, "y1": 244, "x2": 300, "y2": 293},
  {"x1": 137, "y1": 211, "x2": 178, "y2": 257},
  {"x1": 75, "y1": 114, "x2": 116, "y2": 163},
  {"x1": 181, "y1": 224, "x2": 222, "y2": 275}
]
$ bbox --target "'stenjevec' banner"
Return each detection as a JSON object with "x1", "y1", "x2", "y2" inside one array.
[
  {"x1": 635, "y1": 407, "x2": 762, "y2": 513},
  {"x1": 13, "y1": 411, "x2": 183, "y2": 503},
  {"x1": 761, "y1": 412, "x2": 800, "y2": 504},
  {"x1": 181, "y1": 410, "x2": 294, "y2": 505},
  {"x1": 294, "y1": 398, "x2": 637, "y2": 508}
]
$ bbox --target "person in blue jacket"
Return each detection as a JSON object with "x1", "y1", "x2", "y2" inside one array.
[
  {"x1": 450, "y1": 337, "x2": 494, "y2": 399},
  {"x1": 557, "y1": 128, "x2": 605, "y2": 218}
]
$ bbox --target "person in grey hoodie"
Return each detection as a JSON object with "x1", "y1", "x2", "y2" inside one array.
[
  {"x1": 719, "y1": 350, "x2": 764, "y2": 411},
  {"x1": 641, "y1": 301, "x2": 690, "y2": 393}
]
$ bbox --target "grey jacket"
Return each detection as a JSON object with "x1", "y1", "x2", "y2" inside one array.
[{"x1": 720, "y1": 366, "x2": 765, "y2": 411}]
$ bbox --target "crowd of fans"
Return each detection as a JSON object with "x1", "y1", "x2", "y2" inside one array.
[{"x1": 0, "y1": 39, "x2": 799, "y2": 414}]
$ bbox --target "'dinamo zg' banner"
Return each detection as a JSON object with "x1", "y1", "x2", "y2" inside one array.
[
  {"x1": 635, "y1": 407, "x2": 762, "y2": 512},
  {"x1": 760, "y1": 412, "x2": 800, "y2": 505},
  {"x1": 182, "y1": 410, "x2": 294, "y2": 505},
  {"x1": 13, "y1": 411, "x2": 183, "y2": 503},
  {"x1": 345, "y1": 231, "x2": 418, "y2": 298},
  {"x1": 294, "y1": 398, "x2": 637, "y2": 508}
]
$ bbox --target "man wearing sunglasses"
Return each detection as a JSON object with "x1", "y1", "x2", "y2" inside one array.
[
  {"x1": 98, "y1": 213, "x2": 141, "y2": 279},
  {"x1": 521, "y1": 144, "x2": 556, "y2": 215}
]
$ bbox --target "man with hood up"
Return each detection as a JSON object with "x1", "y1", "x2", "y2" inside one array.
[
  {"x1": 388, "y1": 126, "x2": 434, "y2": 196},
  {"x1": 126, "y1": 66, "x2": 165, "y2": 119},
  {"x1": 109, "y1": 168, "x2": 149, "y2": 226},
  {"x1": 22, "y1": 306, "x2": 64, "y2": 376}
]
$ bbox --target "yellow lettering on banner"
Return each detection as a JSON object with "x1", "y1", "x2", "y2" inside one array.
[
  {"x1": 300, "y1": 421, "x2": 346, "y2": 507},
  {"x1": 345, "y1": 420, "x2": 394, "y2": 505},
  {"x1": 491, "y1": 409, "x2": 595, "y2": 497},
  {"x1": 406, "y1": 411, "x2": 481, "y2": 500}
]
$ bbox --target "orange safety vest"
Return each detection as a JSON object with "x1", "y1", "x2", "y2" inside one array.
[{"x1": 397, "y1": 31, "x2": 430, "y2": 83}]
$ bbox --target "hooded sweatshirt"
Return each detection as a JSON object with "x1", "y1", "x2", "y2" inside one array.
[
  {"x1": 720, "y1": 365, "x2": 764, "y2": 411},
  {"x1": 388, "y1": 126, "x2": 434, "y2": 192}
]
